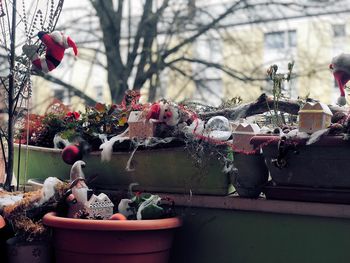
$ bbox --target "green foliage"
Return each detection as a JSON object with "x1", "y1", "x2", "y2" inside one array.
[
  {"x1": 17, "y1": 103, "x2": 131, "y2": 148},
  {"x1": 266, "y1": 62, "x2": 294, "y2": 127},
  {"x1": 220, "y1": 96, "x2": 243, "y2": 109}
]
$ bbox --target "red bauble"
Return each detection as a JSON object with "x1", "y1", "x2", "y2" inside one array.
[{"x1": 62, "y1": 145, "x2": 82, "y2": 165}]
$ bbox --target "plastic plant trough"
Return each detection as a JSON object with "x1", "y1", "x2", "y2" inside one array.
[
  {"x1": 251, "y1": 135, "x2": 350, "y2": 189},
  {"x1": 14, "y1": 144, "x2": 230, "y2": 195}
]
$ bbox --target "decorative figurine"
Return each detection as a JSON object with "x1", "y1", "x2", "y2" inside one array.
[
  {"x1": 298, "y1": 102, "x2": 333, "y2": 134},
  {"x1": 128, "y1": 111, "x2": 159, "y2": 139},
  {"x1": 67, "y1": 160, "x2": 114, "y2": 219},
  {"x1": 232, "y1": 122, "x2": 261, "y2": 151},
  {"x1": 23, "y1": 31, "x2": 78, "y2": 73}
]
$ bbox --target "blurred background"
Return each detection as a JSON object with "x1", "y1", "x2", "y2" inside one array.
[{"x1": 1, "y1": 0, "x2": 349, "y2": 113}]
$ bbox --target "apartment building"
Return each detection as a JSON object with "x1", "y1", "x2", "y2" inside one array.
[{"x1": 29, "y1": 0, "x2": 350, "y2": 111}]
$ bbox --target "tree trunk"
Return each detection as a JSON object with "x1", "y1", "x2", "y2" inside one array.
[{"x1": 92, "y1": 0, "x2": 127, "y2": 103}]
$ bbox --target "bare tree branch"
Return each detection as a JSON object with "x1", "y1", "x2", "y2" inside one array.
[
  {"x1": 36, "y1": 72, "x2": 97, "y2": 106},
  {"x1": 133, "y1": 1, "x2": 162, "y2": 89},
  {"x1": 161, "y1": 1, "x2": 244, "y2": 59},
  {"x1": 199, "y1": 93, "x2": 347, "y2": 121}
]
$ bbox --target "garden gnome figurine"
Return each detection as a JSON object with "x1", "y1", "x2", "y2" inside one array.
[
  {"x1": 67, "y1": 160, "x2": 114, "y2": 219},
  {"x1": 67, "y1": 160, "x2": 90, "y2": 218},
  {"x1": 330, "y1": 53, "x2": 350, "y2": 106},
  {"x1": 23, "y1": 31, "x2": 78, "y2": 73}
]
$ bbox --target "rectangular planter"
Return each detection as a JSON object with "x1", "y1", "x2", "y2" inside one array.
[
  {"x1": 14, "y1": 145, "x2": 230, "y2": 195},
  {"x1": 251, "y1": 135, "x2": 350, "y2": 189}
]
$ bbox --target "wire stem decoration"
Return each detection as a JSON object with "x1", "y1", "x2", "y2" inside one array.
[
  {"x1": 0, "y1": 0, "x2": 5, "y2": 17},
  {"x1": 0, "y1": 0, "x2": 65, "y2": 191}
]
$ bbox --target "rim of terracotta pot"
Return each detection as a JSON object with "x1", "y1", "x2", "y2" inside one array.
[
  {"x1": 43, "y1": 212, "x2": 182, "y2": 231},
  {"x1": 0, "y1": 215, "x2": 5, "y2": 229}
]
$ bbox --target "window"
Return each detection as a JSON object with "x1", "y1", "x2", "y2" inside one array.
[
  {"x1": 265, "y1": 31, "x2": 284, "y2": 49},
  {"x1": 195, "y1": 37, "x2": 222, "y2": 63},
  {"x1": 95, "y1": 85, "x2": 103, "y2": 102},
  {"x1": 193, "y1": 79, "x2": 223, "y2": 107},
  {"x1": 52, "y1": 86, "x2": 70, "y2": 105},
  {"x1": 288, "y1": 30, "x2": 297, "y2": 47},
  {"x1": 264, "y1": 30, "x2": 297, "y2": 49},
  {"x1": 192, "y1": 37, "x2": 223, "y2": 106},
  {"x1": 332, "y1": 24, "x2": 346, "y2": 38}
]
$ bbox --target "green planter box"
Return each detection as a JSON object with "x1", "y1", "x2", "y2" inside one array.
[{"x1": 14, "y1": 145, "x2": 229, "y2": 195}]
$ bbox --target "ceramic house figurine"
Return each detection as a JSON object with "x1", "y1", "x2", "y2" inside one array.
[
  {"x1": 128, "y1": 111, "x2": 158, "y2": 139},
  {"x1": 232, "y1": 122, "x2": 261, "y2": 152},
  {"x1": 85, "y1": 193, "x2": 114, "y2": 220},
  {"x1": 298, "y1": 102, "x2": 333, "y2": 133}
]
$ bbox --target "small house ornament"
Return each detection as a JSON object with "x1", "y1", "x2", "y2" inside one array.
[
  {"x1": 128, "y1": 111, "x2": 158, "y2": 139},
  {"x1": 85, "y1": 193, "x2": 114, "y2": 220},
  {"x1": 298, "y1": 102, "x2": 333, "y2": 134},
  {"x1": 232, "y1": 122, "x2": 261, "y2": 152}
]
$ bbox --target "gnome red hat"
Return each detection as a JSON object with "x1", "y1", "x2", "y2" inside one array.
[
  {"x1": 23, "y1": 30, "x2": 78, "y2": 73},
  {"x1": 330, "y1": 53, "x2": 350, "y2": 106}
]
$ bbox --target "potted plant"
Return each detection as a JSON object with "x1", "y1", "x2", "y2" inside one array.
[
  {"x1": 251, "y1": 132, "x2": 350, "y2": 203},
  {"x1": 0, "y1": 177, "x2": 71, "y2": 263},
  {"x1": 14, "y1": 100, "x2": 231, "y2": 195},
  {"x1": 43, "y1": 182, "x2": 182, "y2": 263},
  {"x1": 43, "y1": 212, "x2": 181, "y2": 263}
]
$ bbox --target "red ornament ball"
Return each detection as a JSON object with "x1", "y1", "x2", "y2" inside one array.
[{"x1": 62, "y1": 145, "x2": 82, "y2": 165}]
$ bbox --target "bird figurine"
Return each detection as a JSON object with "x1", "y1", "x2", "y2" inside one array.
[
  {"x1": 23, "y1": 31, "x2": 78, "y2": 73},
  {"x1": 330, "y1": 53, "x2": 350, "y2": 106}
]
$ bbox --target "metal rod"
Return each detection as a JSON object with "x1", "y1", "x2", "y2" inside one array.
[
  {"x1": 16, "y1": 138, "x2": 21, "y2": 191},
  {"x1": 4, "y1": 0, "x2": 17, "y2": 191}
]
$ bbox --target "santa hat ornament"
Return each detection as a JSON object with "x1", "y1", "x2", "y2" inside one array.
[
  {"x1": 330, "y1": 53, "x2": 350, "y2": 106},
  {"x1": 147, "y1": 101, "x2": 180, "y2": 126}
]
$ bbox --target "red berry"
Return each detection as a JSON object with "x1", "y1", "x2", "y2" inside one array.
[{"x1": 62, "y1": 145, "x2": 82, "y2": 165}]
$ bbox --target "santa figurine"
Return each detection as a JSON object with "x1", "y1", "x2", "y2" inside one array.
[
  {"x1": 23, "y1": 31, "x2": 78, "y2": 73},
  {"x1": 330, "y1": 53, "x2": 350, "y2": 106},
  {"x1": 146, "y1": 101, "x2": 180, "y2": 126}
]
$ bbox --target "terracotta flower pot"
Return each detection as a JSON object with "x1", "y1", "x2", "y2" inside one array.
[
  {"x1": 43, "y1": 212, "x2": 182, "y2": 263},
  {"x1": 0, "y1": 215, "x2": 5, "y2": 229},
  {"x1": 6, "y1": 237, "x2": 52, "y2": 263}
]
